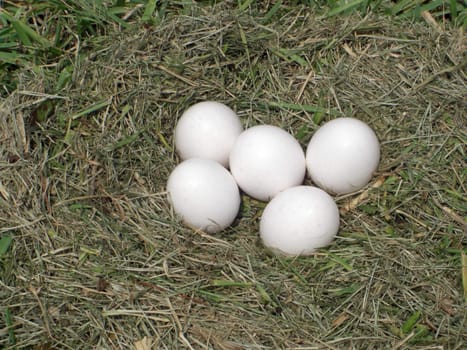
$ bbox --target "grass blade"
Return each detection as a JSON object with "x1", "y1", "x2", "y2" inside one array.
[
  {"x1": 238, "y1": 0, "x2": 256, "y2": 12},
  {"x1": 211, "y1": 280, "x2": 253, "y2": 287},
  {"x1": 409, "y1": 0, "x2": 444, "y2": 19},
  {"x1": 401, "y1": 311, "x2": 421, "y2": 334},
  {"x1": 274, "y1": 48, "x2": 308, "y2": 67},
  {"x1": 266, "y1": 100, "x2": 340, "y2": 116},
  {"x1": 328, "y1": 253, "x2": 353, "y2": 272},
  {"x1": 71, "y1": 99, "x2": 111, "y2": 120},
  {"x1": 327, "y1": 0, "x2": 367, "y2": 17},
  {"x1": 0, "y1": 10, "x2": 50, "y2": 47},
  {"x1": 262, "y1": 0, "x2": 282, "y2": 24},
  {"x1": 0, "y1": 235, "x2": 13, "y2": 256},
  {"x1": 295, "y1": 125, "x2": 312, "y2": 141},
  {"x1": 198, "y1": 290, "x2": 225, "y2": 302},
  {"x1": 11, "y1": 20, "x2": 32, "y2": 46},
  {"x1": 449, "y1": 0, "x2": 458, "y2": 20},
  {"x1": 0, "y1": 42, "x2": 19, "y2": 49},
  {"x1": 390, "y1": 0, "x2": 418, "y2": 16},
  {"x1": 255, "y1": 284, "x2": 273, "y2": 304},
  {"x1": 462, "y1": 252, "x2": 467, "y2": 300},
  {"x1": 4, "y1": 307, "x2": 16, "y2": 348},
  {"x1": 56, "y1": 65, "x2": 73, "y2": 92},
  {"x1": 0, "y1": 51, "x2": 25, "y2": 64},
  {"x1": 142, "y1": 0, "x2": 157, "y2": 23},
  {"x1": 105, "y1": 133, "x2": 140, "y2": 152},
  {"x1": 329, "y1": 283, "x2": 361, "y2": 296}
]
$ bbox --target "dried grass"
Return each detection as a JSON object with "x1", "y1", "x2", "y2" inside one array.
[{"x1": 1, "y1": 3, "x2": 466, "y2": 349}]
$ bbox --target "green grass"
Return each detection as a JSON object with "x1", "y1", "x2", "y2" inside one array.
[
  {"x1": 1, "y1": 1, "x2": 465, "y2": 94},
  {"x1": 1, "y1": 0, "x2": 466, "y2": 349}
]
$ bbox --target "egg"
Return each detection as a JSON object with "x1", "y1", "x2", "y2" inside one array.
[
  {"x1": 229, "y1": 125, "x2": 306, "y2": 202},
  {"x1": 174, "y1": 101, "x2": 243, "y2": 168},
  {"x1": 260, "y1": 186, "x2": 340, "y2": 255},
  {"x1": 306, "y1": 117, "x2": 380, "y2": 195},
  {"x1": 167, "y1": 158, "x2": 240, "y2": 233}
]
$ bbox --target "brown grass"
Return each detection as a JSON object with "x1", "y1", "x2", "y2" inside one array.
[{"x1": 1, "y1": 3, "x2": 466, "y2": 349}]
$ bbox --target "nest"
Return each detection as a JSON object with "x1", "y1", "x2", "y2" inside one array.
[{"x1": 1, "y1": 3, "x2": 466, "y2": 349}]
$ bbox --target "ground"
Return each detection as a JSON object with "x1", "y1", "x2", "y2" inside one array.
[{"x1": 0, "y1": 2, "x2": 466, "y2": 349}]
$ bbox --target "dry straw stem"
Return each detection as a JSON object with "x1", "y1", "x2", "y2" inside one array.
[{"x1": 1, "y1": 3, "x2": 466, "y2": 350}]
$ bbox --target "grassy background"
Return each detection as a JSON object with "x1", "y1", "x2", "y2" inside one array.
[{"x1": 1, "y1": 1, "x2": 466, "y2": 349}]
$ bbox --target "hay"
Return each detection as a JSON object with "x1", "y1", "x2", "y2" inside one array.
[{"x1": 1, "y1": 3, "x2": 466, "y2": 349}]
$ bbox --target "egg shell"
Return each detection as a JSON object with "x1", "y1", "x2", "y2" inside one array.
[
  {"x1": 260, "y1": 186, "x2": 340, "y2": 256},
  {"x1": 229, "y1": 125, "x2": 306, "y2": 202},
  {"x1": 167, "y1": 158, "x2": 240, "y2": 233},
  {"x1": 174, "y1": 101, "x2": 243, "y2": 168},
  {"x1": 306, "y1": 117, "x2": 380, "y2": 195}
]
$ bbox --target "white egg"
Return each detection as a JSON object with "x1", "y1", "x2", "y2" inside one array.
[
  {"x1": 229, "y1": 125, "x2": 306, "y2": 202},
  {"x1": 174, "y1": 101, "x2": 243, "y2": 168},
  {"x1": 260, "y1": 186, "x2": 340, "y2": 256},
  {"x1": 306, "y1": 117, "x2": 380, "y2": 195},
  {"x1": 167, "y1": 158, "x2": 240, "y2": 233}
]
